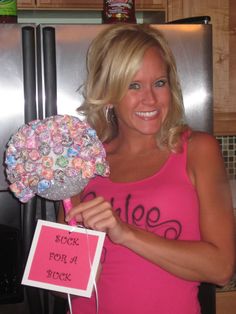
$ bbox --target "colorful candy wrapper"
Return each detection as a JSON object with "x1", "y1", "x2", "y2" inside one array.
[{"x1": 5, "y1": 115, "x2": 110, "y2": 225}]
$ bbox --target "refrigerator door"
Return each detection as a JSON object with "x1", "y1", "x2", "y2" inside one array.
[
  {"x1": 157, "y1": 24, "x2": 213, "y2": 134},
  {"x1": 38, "y1": 24, "x2": 212, "y2": 133},
  {"x1": 0, "y1": 24, "x2": 37, "y2": 306},
  {"x1": 0, "y1": 24, "x2": 37, "y2": 191},
  {"x1": 0, "y1": 24, "x2": 25, "y2": 190}
]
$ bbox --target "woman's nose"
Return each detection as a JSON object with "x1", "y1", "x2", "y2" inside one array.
[{"x1": 142, "y1": 87, "x2": 156, "y2": 105}]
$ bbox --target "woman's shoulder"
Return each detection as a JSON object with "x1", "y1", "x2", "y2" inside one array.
[
  {"x1": 186, "y1": 131, "x2": 225, "y2": 186},
  {"x1": 187, "y1": 131, "x2": 219, "y2": 150},
  {"x1": 187, "y1": 130, "x2": 222, "y2": 164}
]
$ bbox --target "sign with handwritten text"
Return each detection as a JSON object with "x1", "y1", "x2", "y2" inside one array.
[{"x1": 22, "y1": 220, "x2": 105, "y2": 297}]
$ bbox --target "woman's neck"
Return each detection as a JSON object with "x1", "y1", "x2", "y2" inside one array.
[{"x1": 107, "y1": 133, "x2": 161, "y2": 155}]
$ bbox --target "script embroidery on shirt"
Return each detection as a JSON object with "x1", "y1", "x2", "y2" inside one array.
[{"x1": 82, "y1": 191, "x2": 182, "y2": 240}]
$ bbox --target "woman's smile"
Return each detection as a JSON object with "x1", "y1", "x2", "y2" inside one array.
[{"x1": 135, "y1": 110, "x2": 159, "y2": 120}]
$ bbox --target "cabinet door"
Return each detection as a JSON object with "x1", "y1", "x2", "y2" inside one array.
[
  {"x1": 136, "y1": 0, "x2": 166, "y2": 10},
  {"x1": 225, "y1": 0, "x2": 236, "y2": 135},
  {"x1": 17, "y1": 0, "x2": 36, "y2": 8},
  {"x1": 215, "y1": 0, "x2": 236, "y2": 135},
  {"x1": 36, "y1": 0, "x2": 101, "y2": 9}
]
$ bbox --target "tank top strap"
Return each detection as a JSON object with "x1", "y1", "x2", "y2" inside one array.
[
  {"x1": 174, "y1": 129, "x2": 192, "y2": 182},
  {"x1": 181, "y1": 129, "x2": 192, "y2": 153}
]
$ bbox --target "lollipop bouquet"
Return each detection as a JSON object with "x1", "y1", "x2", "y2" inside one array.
[{"x1": 5, "y1": 115, "x2": 109, "y2": 204}]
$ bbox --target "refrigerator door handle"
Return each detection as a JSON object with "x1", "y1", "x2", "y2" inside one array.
[
  {"x1": 21, "y1": 25, "x2": 38, "y2": 259},
  {"x1": 22, "y1": 27, "x2": 43, "y2": 314},
  {"x1": 42, "y1": 26, "x2": 57, "y2": 117},
  {"x1": 22, "y1": 26, "x2": 37, "y2": 123}
]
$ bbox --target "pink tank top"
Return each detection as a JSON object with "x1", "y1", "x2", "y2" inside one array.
[{"x1": 72, "y1": 138, "x2": 201, "y2": 314}]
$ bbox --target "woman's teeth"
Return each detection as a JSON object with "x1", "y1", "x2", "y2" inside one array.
[{"x1": 135, "y1": 110, "x2": 158, "y2": 118}]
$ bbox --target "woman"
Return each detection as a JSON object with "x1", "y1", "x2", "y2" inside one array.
[{"x1": 58, "y1": 24, "x2": 235, "y2": 313}]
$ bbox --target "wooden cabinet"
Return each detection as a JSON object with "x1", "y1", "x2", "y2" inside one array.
[
  {"x1": 167, "y1": 0, "x2": 236, "y2": 135},
  {"x1": 17, "y1": 0, "x2": 166, "y2": 11},
  {"x1": 216, "y1": 290, "x2": 236, "y2": 314},
  {"x1": 17, "y1": 0, "x2": 36, "y2": 8}
]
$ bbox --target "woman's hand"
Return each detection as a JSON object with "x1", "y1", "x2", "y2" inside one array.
[{"x1": 65, "y1": 196, "x2": 130, "y2": 245}]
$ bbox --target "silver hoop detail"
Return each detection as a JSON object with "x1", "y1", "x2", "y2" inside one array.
[{"x1": 104, "y1": 105, "x2": 114, "y2": 124}]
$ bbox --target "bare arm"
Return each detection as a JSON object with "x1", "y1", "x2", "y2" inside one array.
[{"x1": 65, "y1": 133, "x2": 235, "y2": 286}]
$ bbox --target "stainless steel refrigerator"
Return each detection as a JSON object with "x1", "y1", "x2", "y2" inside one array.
[{"x1": 0, "y1": 22, "x2": 213, "y2": 313}]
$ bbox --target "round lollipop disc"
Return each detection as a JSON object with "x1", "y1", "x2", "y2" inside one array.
[{"x1": 5, "y1": 115, "x2": 109, "y2": 202}]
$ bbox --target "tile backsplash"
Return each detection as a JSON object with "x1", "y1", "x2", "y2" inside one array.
[
  {"x1": 216, "y1": 136, "x2": 236, "y2": 180},
  {"x1": 216, "y1": 136, "x2": 236, "y2": 210}
]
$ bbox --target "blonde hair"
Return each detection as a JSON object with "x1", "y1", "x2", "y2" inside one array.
[{"x1": 78, "y1": 24, "x2": 189, "y2": 151}]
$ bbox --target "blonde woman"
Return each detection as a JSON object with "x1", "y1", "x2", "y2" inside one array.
[{"x1": 58, "y1": 24, "x2": 235, "y2": 314}]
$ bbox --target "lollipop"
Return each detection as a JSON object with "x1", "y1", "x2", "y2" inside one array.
[{"x1": 5, "y1": 114, "x2": 110, "y2": 225}]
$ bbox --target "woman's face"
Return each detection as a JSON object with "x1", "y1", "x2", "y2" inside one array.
[{"x1": 115, "y1": 47, "x2": 172, "y2": 139}]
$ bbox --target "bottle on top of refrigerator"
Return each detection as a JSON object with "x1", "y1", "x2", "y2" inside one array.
[
  {"x1": 102, "y1": 0, "x2": 136, "y2": 24},
  {"x1": 0, "y1": 0, "x2": 17, "y2": 23}
]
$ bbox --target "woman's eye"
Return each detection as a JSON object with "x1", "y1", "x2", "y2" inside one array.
[
  {"x1": 129, "y1": 82, "x2": 140, "y2": 90},
  {"x1": 154, "y1": 79, "x2": 167, "y2": 87}
]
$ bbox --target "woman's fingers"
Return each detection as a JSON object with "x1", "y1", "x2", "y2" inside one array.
[
  {"x1": 65, "y1": 196, "x2": 103, "y2": 220},
  {"x1": 84, "y1": 207, "x2": 115, "y2": 231},
  {"x1": 65, "y1": 196, "x2": 113, "y2": 229}
]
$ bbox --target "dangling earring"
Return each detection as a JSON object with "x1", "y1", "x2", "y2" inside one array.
[{"x1": 104, "y1": 105, "x2": 114, "y2": 124}]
